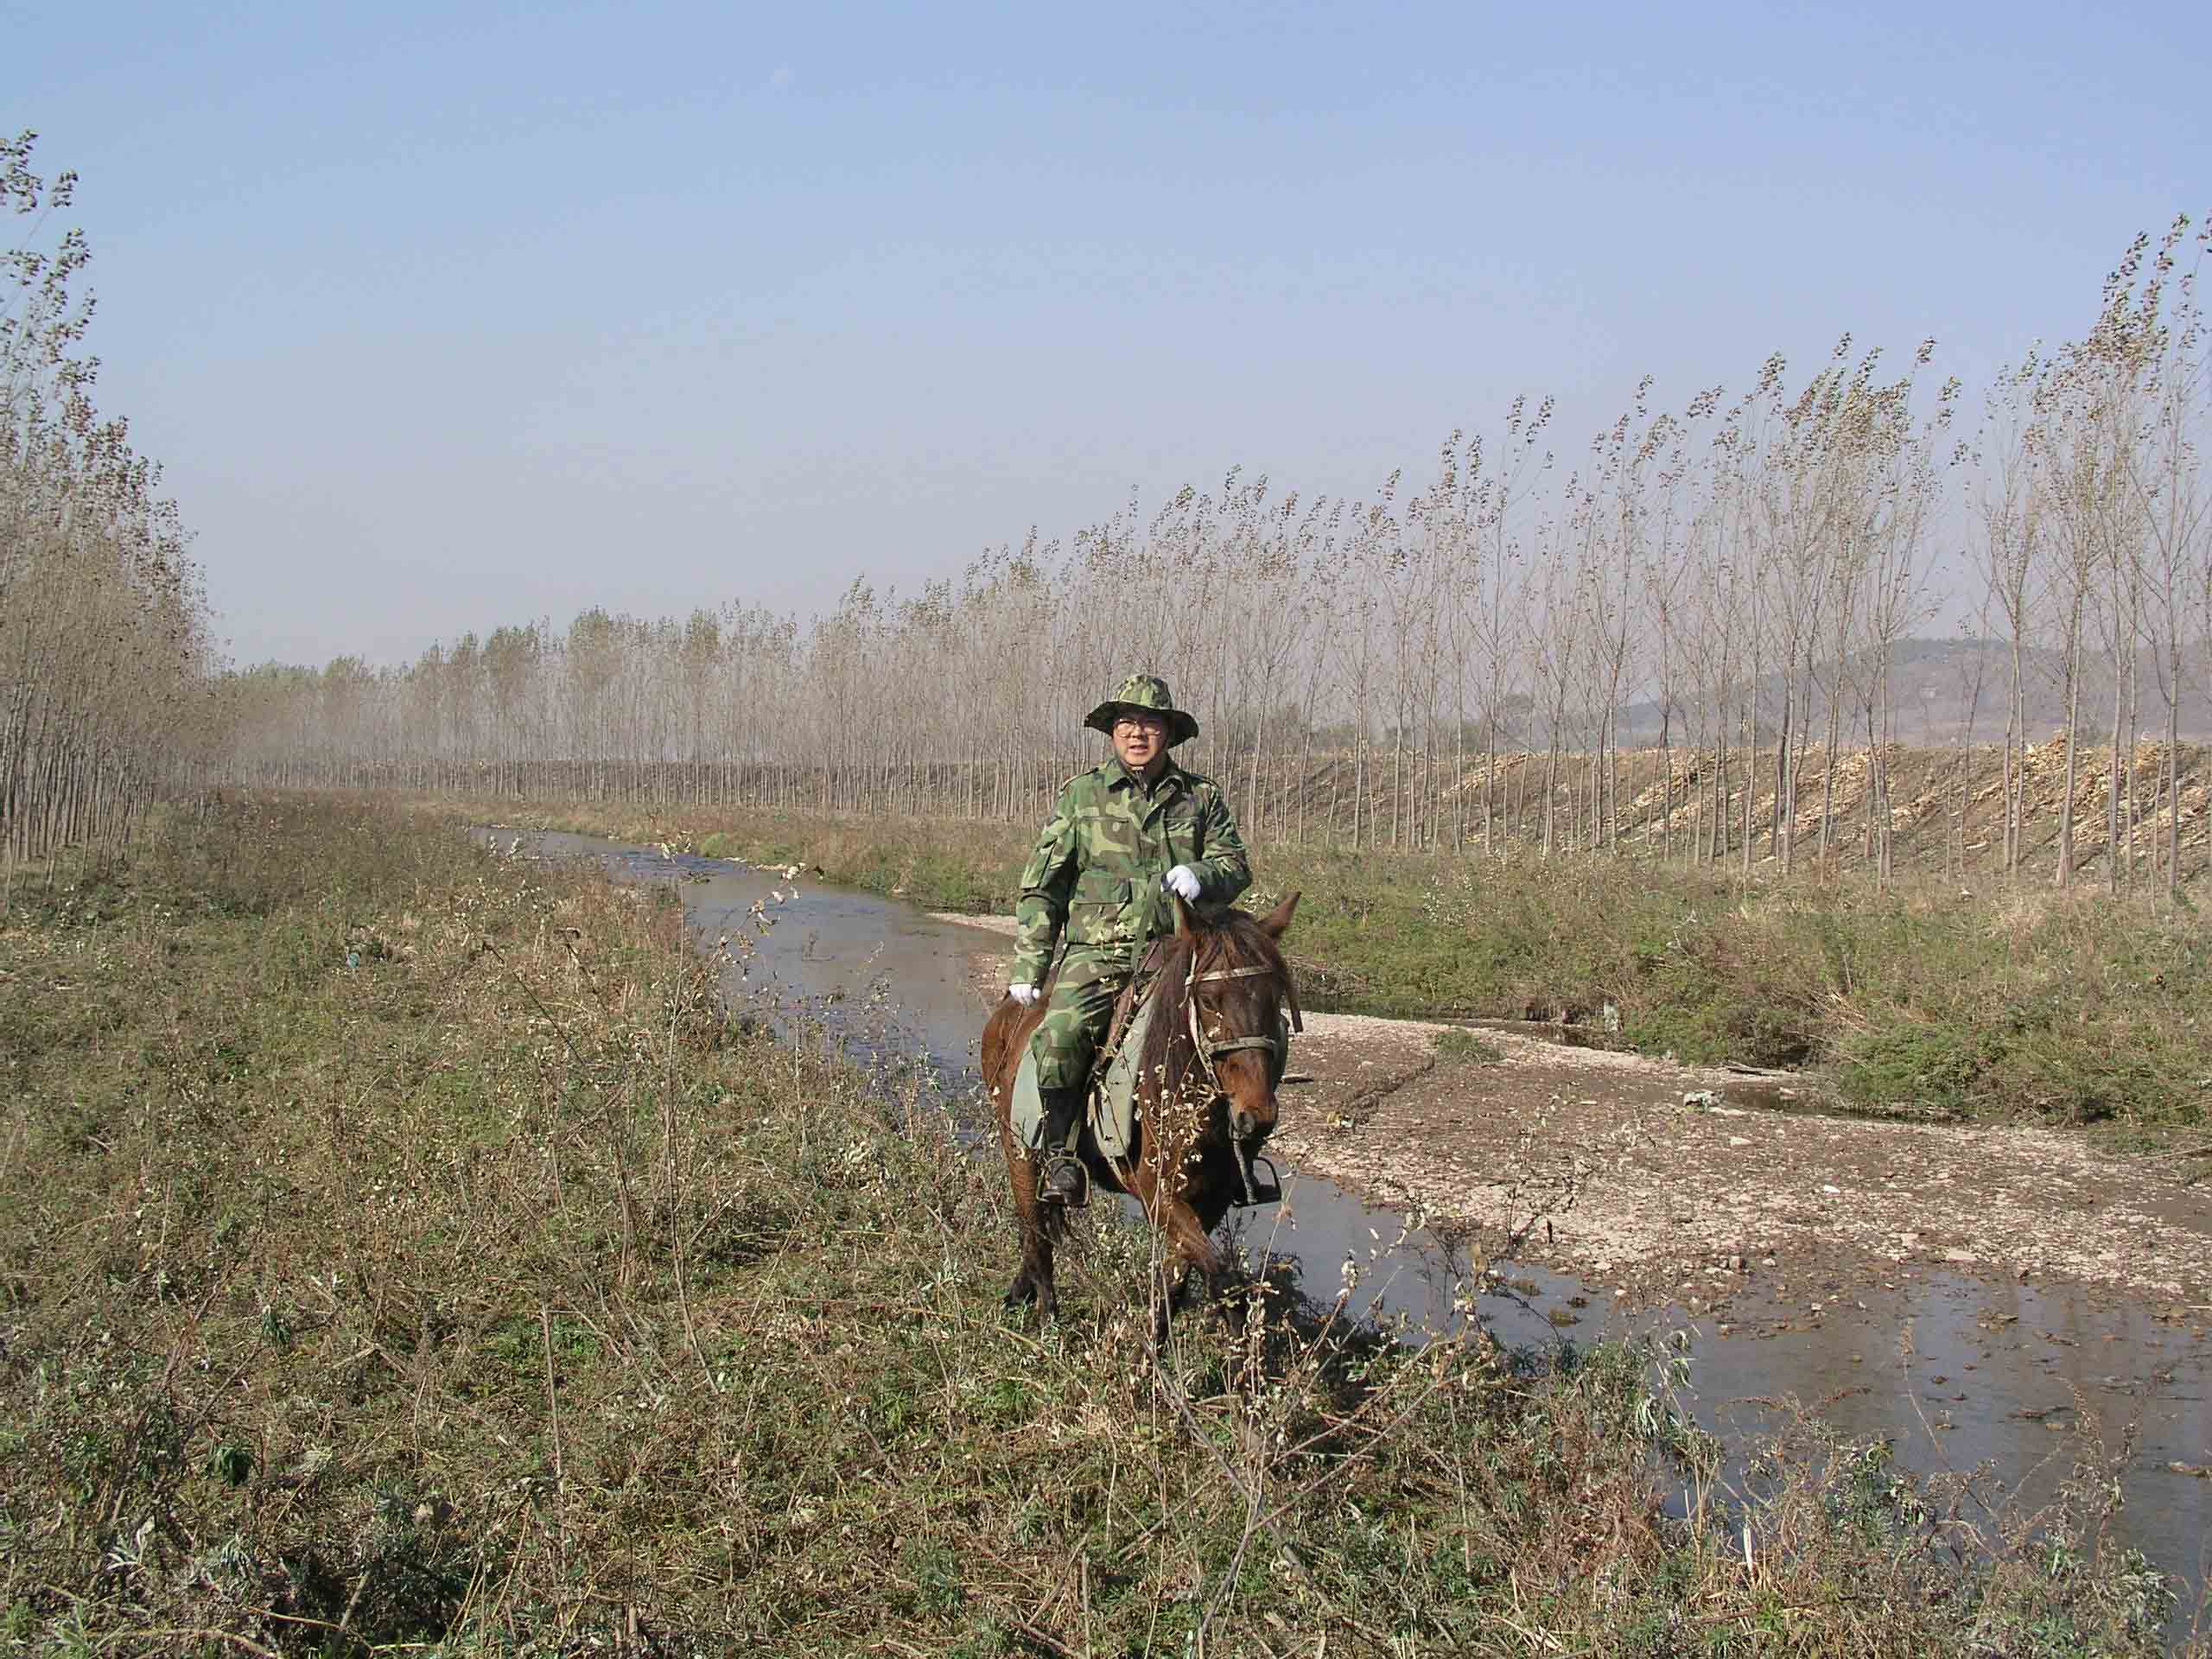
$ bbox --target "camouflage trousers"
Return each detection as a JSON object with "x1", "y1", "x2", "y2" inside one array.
[{"x1": 1029, "y1": 947, "x2": 1132, "y2": 1094}]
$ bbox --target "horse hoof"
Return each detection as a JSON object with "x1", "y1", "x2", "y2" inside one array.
[{"x1": 1004, "y1": 1274, "x2": 1036, "y2": 1310}]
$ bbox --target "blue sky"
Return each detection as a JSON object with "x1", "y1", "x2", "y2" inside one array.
[{"x1": 10, "y1": 1, "x2": 2207, "y2": 664}]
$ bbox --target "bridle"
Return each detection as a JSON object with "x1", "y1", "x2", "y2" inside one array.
[
  {"x1": 1182, "y1": 957, "x2": 1301, "y2": 1103},
  {"x1": 1179, "y1": 954, "x2": 1300, "y2": 1205}
]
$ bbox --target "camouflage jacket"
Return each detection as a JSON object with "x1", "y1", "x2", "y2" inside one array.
[{"x1": 1013, "y1": 759, "x2": 1252, "y2": 984}]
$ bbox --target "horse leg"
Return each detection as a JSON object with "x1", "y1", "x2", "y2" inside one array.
[
  {"x1": 1191, "y1": 1155, "x2": 1251, "y2": 1332},
  {"x1": 1005, "y1": 1155, "x2": 1060, "y2": 1320},
  {"x1": 989, "y1": 1000, "x2": 1061, "y2": 1321},
  {"x1": 998, "y1": 1101, "x2": 1058, "y2": 1319},
  {"x1": 1149, "y1": 1199, "x2": 1230, "y2": 1342}
]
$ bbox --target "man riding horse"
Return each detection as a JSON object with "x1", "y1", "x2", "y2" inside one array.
[{"x1": 1007, "y1": 673, "x2": 1252, "y2": 1203}]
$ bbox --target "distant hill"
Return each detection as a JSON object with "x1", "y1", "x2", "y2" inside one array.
[{"x1": 1615, "y1": 638, "x2": 2212, "y2": 747}]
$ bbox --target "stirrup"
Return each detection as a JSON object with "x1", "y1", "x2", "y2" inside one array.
[
  {"x1": 1236, "y1": 1152, "x2": 1284, "y2": 1208},
  {"x1": 1040, "y1": 1154, "x2": 1090, "y2": 1208}
]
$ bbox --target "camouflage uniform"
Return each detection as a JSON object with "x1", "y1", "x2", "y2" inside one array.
[{"x1": 1016, "y1": 677, "x2": 1251, "y2": 1094}]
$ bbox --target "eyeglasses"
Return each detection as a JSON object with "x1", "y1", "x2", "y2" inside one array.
[{"x1": 1113, "y1": 715, "x2": 1168, "y2": 734}]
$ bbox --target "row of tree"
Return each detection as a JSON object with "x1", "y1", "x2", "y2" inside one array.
[
  {"x1": 2, "y1": 133, "x2": 218, "y2": 866},
  {"x1": 219, "y1": 221, "x2": 2212, "y2": 887},
  {"x1": 5, "y1": 145, "x2": 2201, "y2": 890}
]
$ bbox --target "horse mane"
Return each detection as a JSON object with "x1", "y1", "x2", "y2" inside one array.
[{"x1": 1135, "y1": 909, "x2": 1294, "y2": 1103}]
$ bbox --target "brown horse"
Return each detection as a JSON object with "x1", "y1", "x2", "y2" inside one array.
[{"x1": 985, "y1": 891, "x2": 1300, "y2": 1325}]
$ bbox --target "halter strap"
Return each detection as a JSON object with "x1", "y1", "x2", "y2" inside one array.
[
  {"x1": 1187, "y1": 994, "x2": 1280, "y2": 1062},
  {"x1": 1192, "y1": 960, "x2": 1300, "y2": 1033},
  {"x1": 1182, "y1": 953, "x2": 1293, "y2": 1101}
]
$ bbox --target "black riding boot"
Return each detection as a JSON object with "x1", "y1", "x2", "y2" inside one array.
[{"x1": 1036, "y1": 1087, "x2": 1087, "y2": 1204}]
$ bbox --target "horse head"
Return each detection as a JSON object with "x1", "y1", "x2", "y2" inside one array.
[{"x1": 1149, "y1": 889, "x2": 1301, "y2": 1154}]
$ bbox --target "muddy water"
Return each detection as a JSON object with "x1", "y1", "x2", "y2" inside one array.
[{"x1": 510, "y1": 831, "x2": 2212, "y2": 1623}]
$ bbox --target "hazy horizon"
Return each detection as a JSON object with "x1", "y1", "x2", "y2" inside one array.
[{"x1": 15, "y1": 0, "x2": 2209, "y2": 669}]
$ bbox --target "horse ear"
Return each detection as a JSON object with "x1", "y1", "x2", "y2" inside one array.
[
  {"x1": 1256, "y1": 890, "x2": 1300, "y2": 940},
  {"x1": 1171, "y1": 892, "x2": 1198, "y2": 938}
]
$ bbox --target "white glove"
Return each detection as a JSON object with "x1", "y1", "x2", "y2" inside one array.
[
  {"x1": 1007, "y1": 982, "x2": 1041, "y2": 1008},
  {"x1": 1164, "y1": 865, "x2": 1202, "y2": 902}
]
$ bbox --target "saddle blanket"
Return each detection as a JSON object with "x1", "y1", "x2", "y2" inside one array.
[{"x1": 1009, "y1": 995, "x2": 1154, "y2": 1163}]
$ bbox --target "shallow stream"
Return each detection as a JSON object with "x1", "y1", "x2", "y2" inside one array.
[{"x1": 506, "y1": 829, "x2": 2212, "y2": 1629}]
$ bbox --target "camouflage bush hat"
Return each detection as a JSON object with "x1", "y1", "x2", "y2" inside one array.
[{"x1": 1084, "y1": 673, "x2": 1199, "y2": 747}]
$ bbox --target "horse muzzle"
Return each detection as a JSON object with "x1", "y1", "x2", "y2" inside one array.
[{"x1": 1225, "y1": 1087, "x2": 1277, "y2": 1147}]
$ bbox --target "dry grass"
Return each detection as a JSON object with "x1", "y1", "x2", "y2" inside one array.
[{"x1": 3, "y1": 796, "x2": 2196, "y2": 1654}]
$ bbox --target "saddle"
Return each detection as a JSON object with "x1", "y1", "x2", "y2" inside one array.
[{"x1": 1009, "y1": 997, "x2": 1153, "y2": 1172}]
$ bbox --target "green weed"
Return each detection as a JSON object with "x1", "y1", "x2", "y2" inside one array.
[{"x1": 1434, "y1": 1027, "x2": 1505, "y2": 1065}]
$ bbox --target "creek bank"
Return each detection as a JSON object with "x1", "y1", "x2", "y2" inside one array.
[{"x1": 409, "y1": 793, "x2": 2212, "y2": 1129}]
